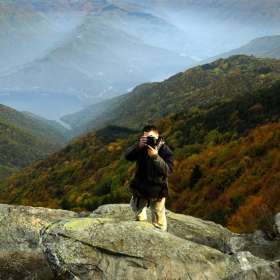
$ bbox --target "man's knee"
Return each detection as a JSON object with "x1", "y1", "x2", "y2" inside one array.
[{"x1": 150, "y1": 198, "x2": 166, "y2": 212}]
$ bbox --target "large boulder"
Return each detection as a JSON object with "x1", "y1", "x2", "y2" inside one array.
[
  {"x1": 0, "y1": 204, "x2": 89, "y2": 280},
  {"x1": 91, "y1": 204, "x2": 233, "y2": 251},
  {"x1": 0, "y1": 203, "x2": 279, "y2": 279},
  {"x1": 40, "y1": 204, "x2": 280, "y2": 280},
  {"x1": 275, "y1": 213, "x2": 280, "y2": 235}
]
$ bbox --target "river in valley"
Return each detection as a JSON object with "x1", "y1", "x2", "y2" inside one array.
[{"x1": 0, "y1": 92, "x2": 85, "y2": 127}]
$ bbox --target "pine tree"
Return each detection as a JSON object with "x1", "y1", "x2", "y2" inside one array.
[{"x1": 189, "y1": 164, "x2": 202, "y2": 189}]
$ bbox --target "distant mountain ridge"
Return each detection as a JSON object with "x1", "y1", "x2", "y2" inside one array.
[
  {"x1": 200, "y1": 36, "x2": 280, "y2": 64},
  {"x1": 0, "y1": 1, "x2": 196, "y2": 105},
  {"x1": 0, "y1": 3, "x2": 69, "y2": 72},
  {"x1": 61, "y1": 55, "x2": 280, "y2": 135},
  {"x1": 2, "y1": 54, "x2": 280, "y2": 181},
  {"x1": 0, "y1": 0, "x2": 280, "y2": 108},
  {"x1": 113, "y1": 0, "x2": 280, "y2": 58}
]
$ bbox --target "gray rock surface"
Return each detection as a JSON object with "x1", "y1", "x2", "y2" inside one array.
[
  {"x1": 275, "y1": 213, "x2": 280, "y2": 235},
  {"x1": 91, "y1": 204, "x2": 233, "y2": 251},
  {"x1": 0, "y1": 204, "x2": 89, "y2": 280},
  {"x1": 0, "y1": 203, "x2": 279, "y2": 280},
  {"x1": 41, "y1": 204, "x2": 280, "y2": 280}
]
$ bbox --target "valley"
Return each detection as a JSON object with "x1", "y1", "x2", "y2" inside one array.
[
  {"x1": 1, "y1": 0, "x2": 279, "y2": 122},
  {"x1": 0, "y1": 92, "x2": 84, "y2": 127}
]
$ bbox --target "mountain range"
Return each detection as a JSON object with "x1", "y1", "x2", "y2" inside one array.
[
  {"x1": 1, "y1": 54, "x2": 280, "y2": 237},
  {"x1": 61, "y1": 54, "x2": 280, "y2": 135},
  {"x1": 1, "y1": 1, "x2": 280, "y2": 236},
  {"x1": 0, "y1": 0, "x2": 280, "y2": 108},
  {"x1": 201, "y1": 35, "x2": 280, "y2": 64}
]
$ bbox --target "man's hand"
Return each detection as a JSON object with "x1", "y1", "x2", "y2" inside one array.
[
  {"x1": 147, "y1": 145, "x2": 158, "y2": 157},
  {"x1": 139, "y1": 136, "x2": 147, "y2": 148}
]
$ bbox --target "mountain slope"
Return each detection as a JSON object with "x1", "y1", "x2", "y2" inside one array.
[
  {"x1": 3, "y1": 0, "x2": 280, "y2": 57},
  {"x1": 1, "y1": 81, "x2": 280, "y2": 235},
  {"x1": 0, "y1": 104, "x2": 70, "y2": 146},
  {"x1": 98, "y1": 3, "x2": 203, "y2": 55},
  {"x1": 61, "y1": 55, "x2": 280, "y2": 135},
  {"x1": 1, "y1": 0, "x2": 280, "y2": 109},
  {"x1": 0, "y1": 104, "x2": 72, "y2": 180},
  {"x1": 0, "y1": 119, "x2": 58, "y2": 180},
  {"x1": 200, "y1": 36, "x2": 280, "y2": 64},
  {"x1": 0, "y1": 2, "x2": 195, "y2": 105},
  {"x1": 262, "y1": 46, "x2": 280, "y2": 59},
  {"x1": 22, "y1": 111, "x2": 71, "y2": 134},
  {"x1": 0, "y1": 4, "x2": 68, "y2": 72},
  {"x1": 125, "y1": 0, "x2": 280, "y2": 55}
]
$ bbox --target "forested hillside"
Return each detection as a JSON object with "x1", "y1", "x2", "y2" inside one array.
[
  {"x1": 0, "y1": 104, "x2": 72, "y2": 180},
  {"x1": 201, "y1": 35, "x2": 280, "y2": 64},
  {"x1": 62, "y1": 55, "x2": 280, "y2": 136},
  {"x1": 0, "y1": 119, "x2": 57, "y2": 180},
  {"x1": 1, "y1": 81, "x2": 280, "y2": 235},
  {"x1": 0, "y1": 104, "x2": 71, "y2": 145}
]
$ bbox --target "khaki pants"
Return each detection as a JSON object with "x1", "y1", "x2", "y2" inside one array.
[{"x1": 130, "y1": 196, "x2": 167, "y2": 231}]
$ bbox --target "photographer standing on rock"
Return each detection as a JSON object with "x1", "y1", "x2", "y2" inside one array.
[{"x1": 124, "y1": 125, "x2": 174, "y2": 231}]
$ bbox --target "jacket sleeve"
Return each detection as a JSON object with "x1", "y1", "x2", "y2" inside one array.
[
  {"x1": 151, "y1": 147, "x2": 174, "y2": 178},
  {"x1": 124, "y1": 143, "x2": 141, "y2": 161}
]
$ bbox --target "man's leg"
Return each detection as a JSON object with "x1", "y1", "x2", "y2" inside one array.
[
  {"x1": 150, "y1": 198, "x2": 167, "y2": 231},
  {"x1": 130, "y1": 195, "x2": 148, "y2": 221}
]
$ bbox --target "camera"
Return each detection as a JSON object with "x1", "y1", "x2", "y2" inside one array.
[{"x1": 146, "y1": 136, "x2": 157, "y2": 148}]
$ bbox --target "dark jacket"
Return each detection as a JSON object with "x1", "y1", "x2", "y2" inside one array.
[{"x1": 124, "y1": 142, "x2": 174, "y2": 185}]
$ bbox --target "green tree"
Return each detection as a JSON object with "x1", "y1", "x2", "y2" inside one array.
[{"x1": 189, "y1": 164, "x2": 202, "y2": 189}]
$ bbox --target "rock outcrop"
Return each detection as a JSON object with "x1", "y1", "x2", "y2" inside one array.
[
  {"x1": 0, "y1": 204, "x2": 89, "y2": 280},
  {"x1": 0, "y1": 203, "x2": 280, "y2": 280},
  {"x1": 276, "y1": 213, "x2": 280, "y2": 234}
]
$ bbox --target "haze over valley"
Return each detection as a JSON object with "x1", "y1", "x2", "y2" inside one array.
[
  {"x1": 0, "y1": 92, "x2": 83, "y2": 127},
  {"x1": 1, "y1": 0, "x2": 280, "y2": 125}
]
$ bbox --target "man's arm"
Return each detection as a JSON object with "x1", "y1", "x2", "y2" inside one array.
[
  {"x1": 151, "y1": 147, "x2": 174, "y2": 177},
  {"x1": 124, "y1": 143, "x2": 141, "y2": 161},
  {"x1": 124, "y1": 135, "x2": 148, "y2": 161}
]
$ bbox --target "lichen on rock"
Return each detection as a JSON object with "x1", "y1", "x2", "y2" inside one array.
[{"x1": 1, "y1": 203, "x2": 280, "y2": 279}]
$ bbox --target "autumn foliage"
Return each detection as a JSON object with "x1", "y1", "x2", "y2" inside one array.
[{"x1": 1, "y1": 57, "x2": 280, "y2": 235}]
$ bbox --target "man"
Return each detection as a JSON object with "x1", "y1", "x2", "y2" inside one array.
[{"x1": 124, "y1": 125, "x2": 174, "y2": 231}]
